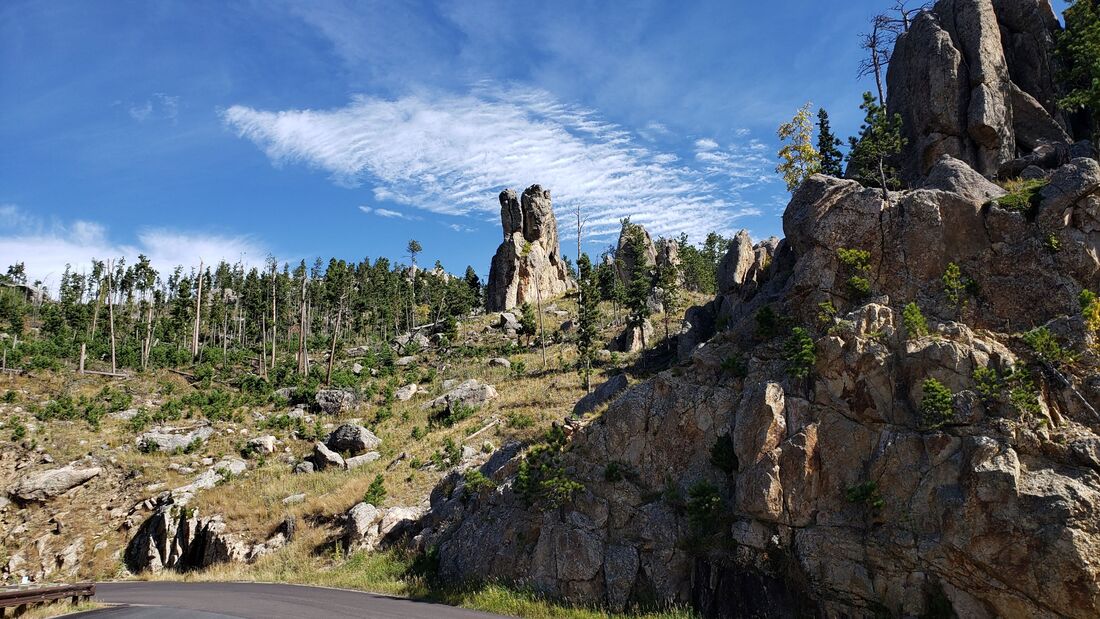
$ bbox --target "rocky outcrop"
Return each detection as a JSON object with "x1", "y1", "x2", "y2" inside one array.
[
  {"x1": 136, "y1": 425, "x2": 213, "y2": 453},
  {"x1": 486, "y1": 185, "x2": 573, "y2": 312},
  {"x1": 8, "y1": 466, "x2": 101, "y2": 502},
  {"x1": 613, "y1": 221, "x2": 658, "y2": 287},
  {"x1": 886, "y1": 0, "x2": 1073, "y2": 182},
  {"x1": 416, "y1": 155, "x2": 1100, "y2": 617},
  {"x1": 572, "y1": 374, "x2": 629, "y2": 416},
  {"x1": 125, "y1": 494, "x2": 289, "y2": 573}
]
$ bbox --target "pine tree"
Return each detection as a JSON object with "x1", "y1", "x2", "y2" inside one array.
[
  {"x1": 817, "y1": 108, "x2": 845, "y2": 177},
  {"x1": 1058, "y1": 0, "x2": 1100, "y2": 145},
  {"x1": 623, "y1": 223, "x2": 654, "y2": 349},
  {"x1": 776, "y1": 102, "x2": 822, "y2": 191},
  {"x1": 519, "y1": 302, "x2": 537, "y2": 346},
  {"x1": 655, "y1": 246, "x2": 681, "y2": 348},
  {"x1": 846, "y1": 92, "x2": 906, "y2": 197},
  {"x1": 575, "y1": 253, "x2": 601, "y2": 392}
]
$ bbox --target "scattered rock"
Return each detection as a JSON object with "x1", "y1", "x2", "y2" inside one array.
[
  {"x1": 488, "y1": 357, "x2": 511, "y2": 369},
  {"x1": 137, "y1": 425, "x2": 213, "y2": 453},
  {"x1": 309, "y1": 442, "x2": 345, "y2": 471},
  {"x1": 245, "y1": 435, "x2": 276, "y2": 455},
  {"x1": 345, "y1": 452, "x2": 381, "y2": 470},
  {"x1": 424, "y1": 379, "x2": 499, "y2": 410},
  {"x1": 395, "y1": 384, "x2": 418, "y2": 401}
]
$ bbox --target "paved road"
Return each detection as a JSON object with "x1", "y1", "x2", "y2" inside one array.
[{"x1": 69, "y1": 581, "x2": 512, "y2": 619}]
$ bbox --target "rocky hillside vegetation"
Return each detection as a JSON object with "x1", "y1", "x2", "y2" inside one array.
[{"x1": 404, "y1": 1, "x2": 1100, "y2": 617}]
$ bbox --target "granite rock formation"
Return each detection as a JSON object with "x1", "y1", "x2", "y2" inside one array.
[{"x1": 486, "y1": 185, "x2": 573, "y2": 312}]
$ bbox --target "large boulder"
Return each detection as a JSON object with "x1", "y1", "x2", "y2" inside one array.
[
  {"x1": 423, "y1": 379, "x2": 499, "y2": 410},
  {"x1": 137, "y1": 425, "x2": 213, "y2": 453},
  {"x1": 486, "y1": 185, "x2": 573, "y2": 311},
  {"x1": 326, "y1": 424, "x2": 382, "y2": 454},
  {"x1": 9, "y1": 466, "x2": 101, "y2": 502},
  {"x1": 315, "y1": 389, "x2": 356, "y2": 415},
  {"x1": 886, "y1": 0, "x2": 1072, "y2": 182}
]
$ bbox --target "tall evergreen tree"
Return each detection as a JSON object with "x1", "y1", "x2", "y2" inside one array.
[
  {"x1": 575, "y1": 253, "x2": 601, "y2": 393},
  {"x1": 1058, "y1": 0, "x2": 1100, "y2": 144},
  {"x1": 623, "y1": 222, "x2": 654, "y2": 349},
  {"x1": 817, "y1": 108, "x2": 845, "y2": 177}
]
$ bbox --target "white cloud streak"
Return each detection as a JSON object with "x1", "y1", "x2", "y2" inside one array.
[
  {"x1": 222, "y1": 86, "x2": 772, "y2": 241},
  {"x1": 0, "y1": 205, "x2": 265, "y2": 294}
]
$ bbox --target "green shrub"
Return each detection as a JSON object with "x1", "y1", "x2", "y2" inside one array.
[
  {"x1": 989, "y1": 178, "x2": 1048, "y2": 214},
  {"x1": 943, "y1": 262, "x2": 968, "y2": 315},
  {"x1": 510, "y1": 360, "x2": 527, "y2": 378},
  {"x1": 463, "y1": 469, "x2": 496, "y2": 497},
  {"x1": 972, "y1": 367, "x2": 1002, "y2": 404},
  {"x1": 9, "y1": 418, "x2": 26, "y2": 442},
  {"x1": 515, "y1": 425, "x2": 582, "y2": 510},
  {"x1": 920, "y1": 378, "x2": 954, "y2": 429},
  {"x1": 720, "y1": 355, "x2": 747, "y2": 378},
  {"x1": 838, "y1": 248, "x2": 872, "y2": 298},
  {"x1": 784, "y1": 327, "x2": 816, "y2": 379},
  {"x1": 2, "y1": 390, "x2": 17, "y2": 404},
  {"x1": 603, "y1": 461, "x2": 626, "y2": 483},
  {"x1": 410, "y1": 426, "x2": 427, "y2": 441},
  {"x1": 754, "y1": 306, "x2": 783, "y2": 339},
  {"x1": 902, "y1": 302, "x2": 928, "y2": 338},
  {"x1": 710, "y1": 435, "x2": 738, "y2": 474},
  {"x1": 816, "y1": 301, "x2": 837, "y2": 327},
  {"x1": 845, "y1": 481, "x2": 884, "y2": 510},
  {"x1": 363, "y1": 474, "x2": 387, "y2": 506},
  {"x1": 1022, "y1": 327, "x2": 1070, "y2": 365},
  {"x1": 686, "y1": 481, "x2": 723, "y2": 533},
  {"x1": 506, "y1": 412, "x2": 534, "y2": 429},
  {"x1": 432, "y1": 402, "x2": 477, "y2": 428}
]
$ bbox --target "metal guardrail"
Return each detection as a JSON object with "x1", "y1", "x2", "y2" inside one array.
[{"x1": 0, "y1": 583, "x2": 95, "y2": 616}]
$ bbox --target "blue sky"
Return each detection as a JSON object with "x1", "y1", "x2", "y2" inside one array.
[{"x1": 0, "y1": 0, "x2": 1072, "y2": 291}]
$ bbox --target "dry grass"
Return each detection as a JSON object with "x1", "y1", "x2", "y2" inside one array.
[{"x1": 11, "y1": 600, "x2": 101, "y2": 619}]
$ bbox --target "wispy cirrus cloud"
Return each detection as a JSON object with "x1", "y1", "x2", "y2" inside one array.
[
  {"x1": 0, "y1": 205, "x2": 265, "y2": 294},
  {"x1": 222, "y1": 85, "x2": 774, "y2": 241}
]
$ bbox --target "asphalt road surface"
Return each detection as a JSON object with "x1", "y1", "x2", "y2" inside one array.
[{"x1": 69, "y1": 581, "x2": 513, "y2": 619}]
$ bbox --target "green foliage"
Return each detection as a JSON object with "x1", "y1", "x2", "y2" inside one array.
[
  {"x1": 431, "y1": 438, "x2": 463, "y2": 469},
  {"x1": 972, "y1": 367, "x2": 1002, "y2": 404},
  {"x1": 942, "y1": 262, "x2": 968, "y2": 317},
  {"x1": 2, "y1": 390, "x2": 17, "y2": 404},
  {"x1": 676, "y1": 232, "x2": 729, "y2": 295},
  {"x1": 432, "y1": 402, "x2": 477, "y2": 428},
  {"x1": 846, "y1": 92, "x2": 906, "y2": 192},
  {"x1": 846, "y1": 481, "x2": 884, "y2": 510},
  {"x1": 463, "y1": 469, "x2": 496, "y2": 498},
  {"x1": 754, "y1": 306, "x2": 784, "y2": 339},
  {"x1": 410, "y1": 425, "x2": 427, "y2": 441},
  {"x1": 709, "y1": 435, "x2": 738, "y2": 474},
  {"x1": 515, "y1": 425, "x2": 582, "y2": 510},
  {"x1": 1057, "y1": 0, "x2": 1100, "y2": 144},
  {"x1": 363, "y1": 474, "x2": 387, "y2": 507},
  {"x1": 575, "y1": 253, "x2": 602, "y2": 391},
  {"x1": 621, "y1": 219, "x2": 655, "y2": 343},
  {"x1": 603, "y1": 461, "x2": 627, "y2": 483},
  {"x1": 988, "y1": 178, "x2": 1048, "y2": 214},
  {"x1": 720, "y1": 355, "x2": 747, "y2": 378},
  {"x1": 776, "y1": 102, "x2": 822, "y2": 191},
  {"x1": 817, "y1": 107, "x2": 845, "y2": 177},
  {"x1": 510, "y1": 360, "x2": 527, "y2": 379},
  {"x1": 784, "y1": 327, "x2": 816, "y2": 380},
  {"x1": 518, "y1": 303, "x2": 537, "y2": 344},
  {"x1": 920, "y1": 378, "x2": 954, "y2": 429},
  {"x1": 686, "y1": 481, "x2": 723, "y2": 534},
  {"x1": 1008, "y1": 369, "x2": 1043, "y2": 418},
  {"x1": 9, "y1": 418, "x2": 26, "y2": 442},
  {"x1": 1022, "y1": 327, "x2": 1070, "y2": 365},
  {"x1": 902, "y1": 302, "x2": 929, "y2": 338},
  {"x1": 837, "y1": 247, "x2": 872, "y2": 299},
  {"x1": 506, "y1": 412, "x2": 534, "y2": 429},
  {"x1": 816, "y1": 301, "x2": 837, "y2": 328}
]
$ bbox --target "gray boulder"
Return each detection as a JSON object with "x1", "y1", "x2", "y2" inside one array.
[
  {"x1": 137, "y1": 425, "x2": 213, "y2": 453},
  {"x1": 315, "y1": 389, "x2": 356, "y2": 415},
  {"x1": 326, "y1": 424, "x2": 382, "y2": 454},
  {"x1": 424, "y1": 379, "x2": 499, "y2": 410},
  {"x1": 9, "y1": 466, "x2": 102, "y2": 502},
  {"x1": 310, "y1": 442, "x2": 345, "y2": 471}
]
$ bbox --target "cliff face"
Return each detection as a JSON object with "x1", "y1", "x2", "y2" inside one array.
[
  {"x1": 417, "y1": 151, "x2": 1100, "y2": 617},
  {"x1": 886, "y1": 0, "x2": 1075, "y2": 181},
  {"x1": 486, "y1": 185, "x2": 573, "y2": 312}
]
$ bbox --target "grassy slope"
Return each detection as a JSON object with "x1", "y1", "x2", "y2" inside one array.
[{"x1": 1, "y1": 295, "x2": 703, "y2": 619}]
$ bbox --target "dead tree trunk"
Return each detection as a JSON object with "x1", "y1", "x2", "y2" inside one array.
[
  {"x1": 107, "y1": 260, "x2": 117, "y2": 374},
  {"x1": 191, "y1": 260, "x2": 203, "y2": 360}
]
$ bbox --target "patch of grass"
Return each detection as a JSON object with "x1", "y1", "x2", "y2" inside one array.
[
  {"x1": 989, "y1": 178, "x2": 1048, "y2": 214},
  {"x1": 363, "y1": 473, "x2": 387, "y2": 506}
]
